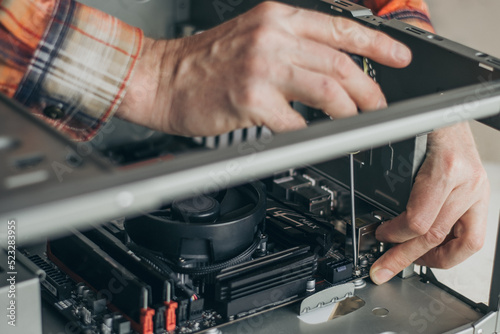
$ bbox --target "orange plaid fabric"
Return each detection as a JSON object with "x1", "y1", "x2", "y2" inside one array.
[
  {"x1": 0, "y1": 0, "x2": 143, "y2": 141},
  {"x1": 355, "y1": 0, "x2": 434, "y2": 32}
]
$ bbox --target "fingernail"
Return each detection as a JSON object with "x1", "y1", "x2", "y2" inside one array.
[
  {"x1": 392, "y1": 43, "x2": 412, "y2": 63},
  {"x1": 371, "y1": 268, "x2": 394, "y2": 285},
  {"x1": 377, "y1": 97, "x2": 387, "y2": 109}
]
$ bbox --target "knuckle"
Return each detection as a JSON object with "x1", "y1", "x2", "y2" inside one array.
[
  {"x1": 440, "y1": 151, "x2": 488, "y2": 192},
  {"x1": 254, "y1": 1, "x2": 282, "y2": 17},
  {"x1": 248, "y1": 24, "x2": 274, "y2": 48},
  {"x1": 360, "y1": 81, "x2": 383, "y2": 107},
  {"x1": 329, "y1": 17, "x2": 347, "y2": 44},
  {"x1": 337, "y1": 99, "x2": 358, "y2": 118},
  {"x1": 316, "y1": 79, "x2": 355, "y2": 115},
  {"x1": 332, "y1": 53, "x2": 354, "y2": 80},
  {"x1": 370, "y1": 32, "x2": 388, "y2": 53},
  {"x1": 318, "y1": 77, "x2": 338, "y2": 97},
  {"x1": 236, "y1": 83, "x2": 262, "y2": 108},
  {"x1": 470, "y1": 164, "x2": 488, "y2": 187},
  {"x1": 405, "y1": 209, "x2": 432, "y2": 236},
  {"x1": 424, "y1": 228, "x2": 447, "y2": 247},
  {"x1": 464, "y1": 233, "x2": 485, "y2": 254},
  {"x1": 331, "y1": 17, "x2": 354, "y2": 35},
  {"x1": 440, "y1": 152, "x2": 463, "y2": 180},
  {"x1": 331, "y1": 17, "x2": 369, "y2": 47},
  {"x1": 324, "y1": 97, "x2": 357, "y2": 119}
]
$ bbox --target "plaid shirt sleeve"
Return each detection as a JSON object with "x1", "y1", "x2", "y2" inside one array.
[
  {"x1": 353, "y1": 0, "x2": 434, "y2": 32},
  {"x1": 0, "y1": 0, "x2": 143, "y2": 141}
]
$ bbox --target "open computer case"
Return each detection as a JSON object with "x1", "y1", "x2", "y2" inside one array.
[{"x1": 1, "y1": 1, "x2": 500, "y2": 333}]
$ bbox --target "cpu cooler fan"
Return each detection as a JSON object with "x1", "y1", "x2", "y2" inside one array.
[{"x1": 124, "y1": 183, "x2": 266, "y2": 266}]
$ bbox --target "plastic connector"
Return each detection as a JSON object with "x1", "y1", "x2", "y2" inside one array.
[
  {"x1": 165, "y1": 301, "x2": 178, "y2": 332},
  {"x1": 140, "y1": 308, "x2": 155, "y2": 334}
]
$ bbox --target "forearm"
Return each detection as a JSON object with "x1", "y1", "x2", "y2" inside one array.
[{"x1": 0, "y1": 0, "x2": 143, "y2": 141}]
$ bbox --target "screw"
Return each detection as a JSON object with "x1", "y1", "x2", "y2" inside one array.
[{"x1": 354, "y1": 278, "x2": 366, "y2": 289}]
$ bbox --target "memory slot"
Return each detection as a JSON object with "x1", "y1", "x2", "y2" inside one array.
[
  {"x1": 47, "y1": 231, "x2": 154, "y2": 333},
  {"x1": 83, "y1": 226, "x2": 173, "y2": 304}
]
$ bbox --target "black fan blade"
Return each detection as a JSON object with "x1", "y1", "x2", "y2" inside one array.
[{"x1": 221, "y1": 203, "x2": 255, "y2": 221}]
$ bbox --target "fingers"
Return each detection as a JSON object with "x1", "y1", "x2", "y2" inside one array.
[
  {"x1": 371, "y1": 197, "x2": 487, "y2": 286},
  {"x1": 370, "y1": 227, "x2": 452, "y2": 285},
  {"x1": 254, "y1": 94, "x2": 308, "y2": 133},
  {"x1": 280, "y1": 66, "x2": 357, "y2": 118},
  {"x1": 371, "y1": 176, "x2": 481, "y2": 285},
  {"x1": 370, "y1": 191, "x2": 467, "y2": 285},
  {"x1": 156, "y1": 1, "x2": 409, "y2": 136},
  {"x1": 234, "y1": 2, "x2": 399, "y2": 130},
  {"x1": 370, "y1": 124, "x2": 489, "y2": 285},
  {"x1": 417, "y1": 197, "x2": 488, "y2": 268},
  {"x1": 284, "y1": 6, "x2": 412, "y2": 67},
  {"x1": 375, "y1": 154, "x2": 459, "y2": 243},
  {"x1": 376, "y1": 180, "x2": 456, "y2": 244},
  {"x1": 289, "y1": 39, "x2": 387, "y2": 111}
]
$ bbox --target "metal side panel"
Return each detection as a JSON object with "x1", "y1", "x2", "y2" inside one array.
[
  {"x1": 40, "y1": 276, "x2": 483, "y2": 334},
  {"x1": 472, "y1": 312, "x2": 497, "y2": 334},
  {"x1": 443, "y1": 324, "x2": 475, "y2": 334},
  {"x1": 201, "y1": 276, "x2": 481, "y2": 334}
]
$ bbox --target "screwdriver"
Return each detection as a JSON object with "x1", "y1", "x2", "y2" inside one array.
[{"x1": 349, "y1": 153, "x2": 359, "y2": 272}]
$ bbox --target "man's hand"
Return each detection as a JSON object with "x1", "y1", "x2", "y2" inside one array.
[
  {"x1": 118, "y1": 1, "x2": 411, "y2": 136},
  {"x1": 370, "y1": 122, "x2": 489, "y2": 285}
]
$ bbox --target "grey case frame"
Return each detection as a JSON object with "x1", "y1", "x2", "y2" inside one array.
[{"x1": 1, "y1": 0, "x2": 500, "y2": 332}]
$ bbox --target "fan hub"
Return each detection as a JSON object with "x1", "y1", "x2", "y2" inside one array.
[{"x1": 172, "y1": 195, "x2": 220, "y2": 223}]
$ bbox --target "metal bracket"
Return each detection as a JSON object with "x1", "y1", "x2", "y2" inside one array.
[
  {"x1": 397, "y1": 263, "x2": 416, "y2": 279},
  {"x1": 300, "y1": 283, "x2": 355, "y2": 315},
  {"x1": 320, "y1": 0, "x2": 373, "y2": 17},
  {"x1": 472, "y1": 311, "x2": 497, "y2": 334}
]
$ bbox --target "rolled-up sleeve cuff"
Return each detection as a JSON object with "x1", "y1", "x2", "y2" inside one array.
[
  {"x1": 14, "y1": 0, "x2": 143, "y2": 141},
  {"x1": 375, "y1": 0, "x2": 435, "y2": 33}
]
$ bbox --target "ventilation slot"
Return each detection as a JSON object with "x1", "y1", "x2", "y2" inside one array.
[
  {"x1": 334, "y1": 0, "x2": 353, "y2": 7},
  {"x1": 405, "y1": 27, "x2": 426, "y2": 35},
  {"x1": 11, "y1": 153, "x2": 45, "y2": 170}
]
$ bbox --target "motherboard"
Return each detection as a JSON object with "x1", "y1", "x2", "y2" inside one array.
[{"x1": 22, "y1": 162, "x2": 394, "y2": 334}]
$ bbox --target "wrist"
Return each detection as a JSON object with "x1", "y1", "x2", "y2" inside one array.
[
  {"x1": 116, "y1": 37, "x2": 176, "y2": 132},
  {"x1": 429, "y1": 122, "x2": 473, "y2": 145}
]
